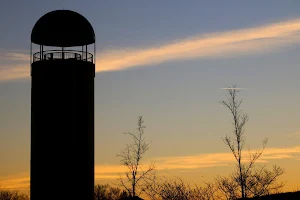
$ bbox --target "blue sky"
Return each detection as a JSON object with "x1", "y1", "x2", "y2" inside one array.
[{"x1": 1, "y1": 0, "x2": 300, "y2": 193}]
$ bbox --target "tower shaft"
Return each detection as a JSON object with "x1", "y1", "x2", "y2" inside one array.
[{"x1": 31, "y1": 60, "x2": 95, "y2": 200}]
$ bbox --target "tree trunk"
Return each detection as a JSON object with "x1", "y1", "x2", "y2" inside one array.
[{"x1": 133, "y1": 183, "x2": 136, "y2": 197}]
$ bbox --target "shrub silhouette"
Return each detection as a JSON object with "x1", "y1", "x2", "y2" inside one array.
[
  {"x1": 94, "y1": 184, "x2": 130, "y2": 200},
  {"x1": 0, "y1": 188, "x2": 29, "y2": 200}
]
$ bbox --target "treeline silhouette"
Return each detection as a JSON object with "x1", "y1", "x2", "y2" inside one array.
[
  {"x1": 0, "y1": 185, "x2": 143, "y2": 200},
  {"x1": 1, "y1": 184, "x2": 300, "y2": 200},
  {"x1": 0, "y1": 189, "x2": 29, "y2": 200}
]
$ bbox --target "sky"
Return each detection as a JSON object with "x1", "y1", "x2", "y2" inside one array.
[{"x1": 1, "y1": 0, "x2": 300, "y2": 195}]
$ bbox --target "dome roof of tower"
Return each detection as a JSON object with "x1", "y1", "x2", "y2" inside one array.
[{"x1": 31, "y1": 10, "x2": 95, "y2": 47}]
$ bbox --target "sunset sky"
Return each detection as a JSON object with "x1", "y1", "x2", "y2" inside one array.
[{"x1": 1, "y1": 0, "x2": 300, "y2": 194}]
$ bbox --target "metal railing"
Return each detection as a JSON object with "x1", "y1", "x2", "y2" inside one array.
[{"x1": 33, "y1": 50, "x2": 93, "y2": 63}]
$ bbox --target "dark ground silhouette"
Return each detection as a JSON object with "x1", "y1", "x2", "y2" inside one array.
[{"x1": 239, "y1": 191, "x2": 300, "y2": 199}]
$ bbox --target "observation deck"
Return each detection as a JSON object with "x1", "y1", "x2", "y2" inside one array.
[{"x1": 32, "y1": 50, "x2": 93, "y2": 63}]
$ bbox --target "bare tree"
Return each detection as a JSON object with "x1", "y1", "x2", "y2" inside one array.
[
  {"x1": 156, "y1": 177, "x2": 193, "y2": 200},
  {"x1": 246, "y1": 165, "x2": 284, "y2": 197},
  {"x1": 143, "y1": 175, "x2": 219, "y2": 200},
  {"x1": 117, "y1": 116, "x2": 155, "y2": 197},
  {"x1": 219, "y1": 85, "x2": 284, "y2": 199},
  {"x1": 192, "y1": 182, "x2": 219, "y2": 200},
  {"x1": 94, "y1": 184, "x2": 129, "y2": 200},
  {"x1": 215, "y1": 175, "x2": 239, "y2": 200},
  {"x1": 142, "y1": 172, "x2": 161, "y2": 200}
]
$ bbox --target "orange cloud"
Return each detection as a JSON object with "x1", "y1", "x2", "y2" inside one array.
[
  {"x1": 0, "y1": 172, "x2": 29, "y2": 190},
  {"x1": 0, "y1": 64, "x2": 30, "y2": 82},
  {"x1": 154, "y1": 146, "x2": 300, "y2": 170},
  {"x1": 2, "y1": 18, "x2": 300, "y2": 81},
  {"x1": 2, "y1": 146, "x2": 300, "y2": 191},
  {"x1": 95, "y1": 164, "x2": 126, "y2": 180}
]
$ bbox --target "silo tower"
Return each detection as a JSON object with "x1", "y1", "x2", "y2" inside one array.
[{"x1": 30, "y1": 10, "x2": 95, "y2": 200}]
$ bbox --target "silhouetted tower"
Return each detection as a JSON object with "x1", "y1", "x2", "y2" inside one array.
[{"x1": 30, "y1": 10, "x2": 95, "y2": 200}]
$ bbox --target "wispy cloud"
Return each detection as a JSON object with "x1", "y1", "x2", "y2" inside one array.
[
  {"x1": 2, "y1": 146, "x2": 300, "y2": 190},
  {"x1": 1, "y1": 18, "x2": 300, "y2": 81},
  {"x1": 153, "y1": 146, "x2": 300, "y2": 170},
  {"x1": 0, "y1": 172, "x2": 29, "y2": 190},
  {"x1": 0, "y1": 51, "x2": 30, "y2": 62},
  {"x1": 95, "y1": 18, "x2": 300, "y2": 72},
  {"x1": 0, "y1": 64, "x2": 30, "y2": 82}
]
